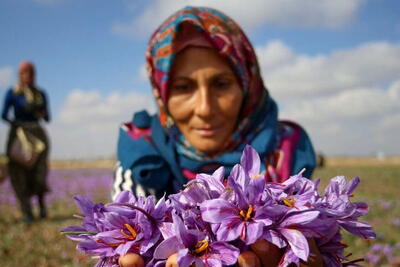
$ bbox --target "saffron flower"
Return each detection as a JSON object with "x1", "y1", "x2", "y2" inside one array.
[
  {"x1": 154, "y1": 213, "x2": 240, "y2": 267},
  {"x1": 61, "y1": 191, "x2": 169, "y2": 266}
]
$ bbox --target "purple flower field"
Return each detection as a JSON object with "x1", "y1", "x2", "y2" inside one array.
[{"x1": 0, "y1": 168, "x2": 113, "y2": 207}]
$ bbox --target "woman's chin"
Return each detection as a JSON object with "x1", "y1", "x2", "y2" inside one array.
[{"x1": 190, "y1": 138, "x2": 226, "y2": 156}]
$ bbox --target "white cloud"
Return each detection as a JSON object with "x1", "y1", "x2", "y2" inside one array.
[
  {"x1": 257, "y1": 41, "x2": 400, "y2": 99},
  {"x1": 139, "y1": 64, "x2": 148, "y2": 81},
  {"x1": 113, "y1": 0, "x2": 364, "y2": 37},
  {"x1": 49, "y1": 90, "x2": 155, "y2": 159},
  {"x1": 0, "y1": 67, "x2": 13, "y2": 89},
  {"x1": 282, "y1": 86, "x2": 399, "y2": 123},
  {"x1": 255, "y1": 40, "x2": 400, "y2": 156}
]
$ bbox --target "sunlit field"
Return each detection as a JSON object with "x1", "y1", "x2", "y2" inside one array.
[{"x1": 0, "y1": 161, "x2": 399, "y2": 266}]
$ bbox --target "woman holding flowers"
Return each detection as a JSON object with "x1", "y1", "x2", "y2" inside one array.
[{"x1": 114, "y1": 6, "x2": 318, "y2": 267}]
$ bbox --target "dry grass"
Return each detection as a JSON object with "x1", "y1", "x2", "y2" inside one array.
[
  {"x1": 50, "y1": 159, "x2": 116, "y2": 169},
  {"x1": 326, "y1": 156, "x2": 400, "y2": 167}
]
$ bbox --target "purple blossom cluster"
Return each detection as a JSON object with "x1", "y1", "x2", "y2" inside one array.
[
  {"x1": 62, "y1": 146, "x2": 375, "y2": 267},
  {"x1": 0, "y1": 168, "x2": 112, "y2": 207},
  {"x1": 364, "y1": 243, "x2": 400, "y2": 266}
]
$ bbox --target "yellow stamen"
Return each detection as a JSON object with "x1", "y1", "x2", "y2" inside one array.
[
  {"x1": 246, "y1": 205, "x2": 253, "y2": 220},
  {"x1": 239, "y1": 205, "x2": 254, "y2": 221},
  {"x1": 252, "y1": 173, "x2": 263, "y2": 179},
  {"x1": 239, "y1": 210, "x2": 246, "y2": 218},
  {"x1": 194, "y1": 240, "x2": 209, "y2": 254},
  {"x1": 120, "y1": 223, "x2": 137, "y2": 240},
  {"x1": 281, "y1": 196, "x2": 296, "y2": 207}
]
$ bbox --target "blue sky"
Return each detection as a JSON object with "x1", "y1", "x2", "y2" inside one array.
[{"x1": 1, "y1": 0, "x2": 400, "y2": 159}]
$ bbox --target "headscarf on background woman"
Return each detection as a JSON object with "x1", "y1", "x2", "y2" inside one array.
[{"x1": 114, "y1": 6, "x2": 315, "y2": 199}]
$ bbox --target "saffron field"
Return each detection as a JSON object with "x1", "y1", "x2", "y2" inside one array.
[{"x1": 0, "y1": 165, "x2": 399, "y2": 266}]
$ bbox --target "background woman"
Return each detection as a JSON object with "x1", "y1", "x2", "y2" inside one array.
[
  {"x1": 2, "y1": 61, "x2": 51, "y2": 223},
  {"x1": 114, "y1": 6, "x2": 318, "y2": 266}
]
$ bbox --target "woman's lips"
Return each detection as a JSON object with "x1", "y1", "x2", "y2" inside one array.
[{"x1": 193, "y1": 126, "x2": 221, "y2": 137}]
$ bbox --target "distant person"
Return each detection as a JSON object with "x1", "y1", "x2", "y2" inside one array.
[
  {"x1": 317, "y1": 152, "x2": 325, "y2": 168},
  {"x1": 0, "y1": 156, "x2": 8, "y2": 184},
  {"x1": 114, "y1": 6, "x2": 319, "y2": 267},
  {"x1": 1, "y1": 61, "x2": 51, "y2": 223}
]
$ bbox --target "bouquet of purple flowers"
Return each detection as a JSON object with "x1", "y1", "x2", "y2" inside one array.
[{"x1": 62, "y1": 145, "x2": 375, "y2": 267}]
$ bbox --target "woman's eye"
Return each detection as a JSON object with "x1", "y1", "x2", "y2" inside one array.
[
  {"x1": 214, "y1": 80, "x2": 231, "y2": 89},
  {"x1": 172, "y1": 84, "x2": 192, "y2": 92}
]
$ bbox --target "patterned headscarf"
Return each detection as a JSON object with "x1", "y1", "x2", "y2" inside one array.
[{"x1": 146, "y1": 6, "x2": 270, "y2": 159}]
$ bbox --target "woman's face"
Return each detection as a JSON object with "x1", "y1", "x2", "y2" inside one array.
[
  {"x1": 20, "y1": 69, "x2": 34, "y2": 87},
  {"x1": 168, "y1": 47, "x2": 244, "y2": 156}
]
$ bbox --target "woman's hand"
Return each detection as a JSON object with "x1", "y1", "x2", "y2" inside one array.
[
  {"x1": 247, "y1": 239, "x2": 283, "y2": 266},
  {"x1": 118, "y1": 239, "x2": 323, "y2": 267},
  {"x1": 118, "y1": 253, "x2": 144, "y2": 267},
  {"x1": 166, "y1": 253, "x2": 179, "y2": 267},
  {"x1": 240, "y1": 239, "x2": 323, "y2": 267},
  {"x1": 118, "y1": 253, "x2": 179, "y2": 267},
  {"x1": 300, "y1": 238, "x2": 324, "y2": 267}
]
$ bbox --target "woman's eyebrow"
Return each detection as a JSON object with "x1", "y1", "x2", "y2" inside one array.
[
  {"x1": 170, "y1": 76, "x2": 192, "y2": 84},
  {"x1": 171, "y1": 71, "x2": 235, "y2": 82},
  {"x1": 171, "y1": 76, "x2": 190, "y2": 81},
  {"x1": 212, "y1": 71, "x2": 235, "y2": 78}
]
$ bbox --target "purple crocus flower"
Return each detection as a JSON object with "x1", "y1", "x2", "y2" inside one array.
[
  {"x1": 264, "y1": 209, "x2": 320, "y2": 262},
  {"x1": 154, "y1": 213, "x2": 240, "y2": 267},
  {"x1": 200, "y1": 163, "x2": 274, "y2": 245},
  {"x1": 194, "y1": 166, "x2": 226, "y2": 198},
  {"x1": 61, "y1": 195, "x2": 116, "y2": 258},
  {"x1": 315, "y1": 176, "x2": 376, "y2": 240},
  {"x1": 392, "y1": 218, "x2": 400, "y2": 226},
  {"x1": 198, "y1": 146, "x2": 277, "y2": 245},
  {"x1": 272, "y1": 172, "x2": 319, "y2": 210},
  {"x1": 62, "y1": 191, "x2": 168, "y2": 265}
]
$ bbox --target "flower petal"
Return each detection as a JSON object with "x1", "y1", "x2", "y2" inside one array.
[
  {"x1": 229, "y1": 164, "x2": 248, "y2": 191},
  {"x1": 263, "y1": 230, "x2": 287, "y2": 248},
  {"x1": 114, "y1": 190, "x2": 136, "y2": 204},
  {"x1": 280, "y1": 228, "x2": 309, "y2": 261},
  {"x1": 281, "y1": 210, "x2": 319, "y2": 227},
  {"x1": 200, "y1": 199, "x2": 238, "y2": 223},
  {"x1": 177, "y1": 249, "x2": 194, "y2": 267},
  {"x1": 244, "y1": 222, "x2": 264, "y2": 244},
  {"x1": 344, "y1": 177, "x2": 360, "y2": 195},
  {"x1": 210, "y1": 241, "x2": 240, "y2": 265},
  {"x1": 159, "y1": 222, "x2": 175, "y2": 239},
  {"x1": 241, "y1": 145, "x2": 260, "y2": 177},
  {"x1": 204, "y1": 258, "x2": 222, "y2": 267},
  {"x1": 339, "y1": 220, "x2": 376, "y2": 239},
  {"x1": 173, "y1": 212, "x2": 198, "y2": 248},
  {"x1": 154, "y1": 236, "x2": 182, "y2": 259},
  {"x1": 217, "y1": 217, "x2": 243, "y2": 242}
]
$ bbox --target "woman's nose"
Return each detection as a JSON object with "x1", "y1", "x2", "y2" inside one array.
[{"x1": 194, "y1": 85, "x2": 213, "y2": 118}]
